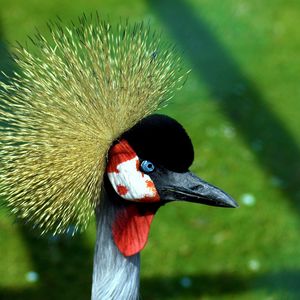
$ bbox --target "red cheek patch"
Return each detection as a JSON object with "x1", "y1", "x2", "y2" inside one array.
[
  {"x1": 107, "y1": 139, "x2": 160, "y2": 202},
  {"x1": 117, "y1": 185, "x2": 128, "y2": 196},
  {"x1": 112, "y1": 204, "x2": 159, "y2": 256},
  {"x1": 146, "y1": 180, "x2": 156, "y2": 192},
  {"x1": 107, "y1": 140, "x2": 136, "y2": 173}
]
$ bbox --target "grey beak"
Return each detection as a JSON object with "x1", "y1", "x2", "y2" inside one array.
[{"x1": 152, "y1": 168, "x2": 238, "y2": 208}]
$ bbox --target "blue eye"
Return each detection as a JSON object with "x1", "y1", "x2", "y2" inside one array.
[{"x1": 140, "y1": 160, "x2": 155, "y2": 173}]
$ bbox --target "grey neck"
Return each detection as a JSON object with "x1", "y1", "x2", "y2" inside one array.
[{"x1": 91, "y1": 188, "x2": 141, "y2": 300}]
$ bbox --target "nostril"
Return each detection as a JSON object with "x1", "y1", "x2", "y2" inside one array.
[{"x1": 190, "y1": 184, "x2": 202, "y2": 191}]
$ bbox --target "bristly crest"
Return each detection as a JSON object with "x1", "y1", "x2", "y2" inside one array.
[{"x1": 0, "y1": 15, "x2": 187, "y2": 234}]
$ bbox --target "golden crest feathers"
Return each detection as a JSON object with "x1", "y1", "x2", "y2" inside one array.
[{"x1": 0, "y1": 15, "x2": 186, "y2": 234}]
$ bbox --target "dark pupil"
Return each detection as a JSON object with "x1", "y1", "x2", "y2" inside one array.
[{"x1": 147, "y1": 163, "x2": 153, "y2": 169}]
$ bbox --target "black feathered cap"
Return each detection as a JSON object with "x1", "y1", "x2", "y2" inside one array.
[{"x1": 122, "y1": 114, "x2": 194, "y2": 172}]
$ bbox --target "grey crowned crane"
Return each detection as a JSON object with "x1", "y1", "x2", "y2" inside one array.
[
  {"x1": 0, "y1": 16, "x2": 238, "y2": 300},
  {"x1": 93, "y1": 114, "x2": 237, "y2": 299}
]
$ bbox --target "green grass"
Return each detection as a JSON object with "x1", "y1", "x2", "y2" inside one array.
[{"x1": 1, "y1": 0, "x2": 300, "y2": 299}]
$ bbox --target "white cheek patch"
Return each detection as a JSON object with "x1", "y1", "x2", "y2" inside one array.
[{"x1": 107, "y1": 139, "x2": 160, "y2": 202}]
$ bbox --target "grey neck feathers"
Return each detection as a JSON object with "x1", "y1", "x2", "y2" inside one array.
[{"x1": 92, "y1": 188, "x2": 141, "y2": 300}]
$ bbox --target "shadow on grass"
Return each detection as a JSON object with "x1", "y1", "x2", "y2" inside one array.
[
  {"x1": 148, "y1": 0, "x2": 300, "y2": 208},
  {"x1": 141, "y1": 272, "x2": 250, "y2": 299},
  {"x1": 0, "y1": 225, "x2": 93, "y2": 300},
  {"x1": 141, "y1": 270, "x2": 300, "y2": 299}
]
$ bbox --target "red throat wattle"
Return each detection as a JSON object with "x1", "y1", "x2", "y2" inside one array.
[
  {"x1": 107, "y1": 139, "x2": 160, "y2": 256},
  {"x1": 112, "y1": 204, "x2": 159, "y2": 256}
]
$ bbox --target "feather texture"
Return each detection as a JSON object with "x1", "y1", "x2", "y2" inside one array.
[{"x1": 0, "y1": 15, "x2": 186, "y2": 234}]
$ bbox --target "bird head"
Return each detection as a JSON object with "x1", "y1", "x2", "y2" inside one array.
[{"x1": 106, "y1": 114, "x2": 238, "y2": 256}]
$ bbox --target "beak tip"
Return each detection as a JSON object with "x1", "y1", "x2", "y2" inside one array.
[
  {"x1": 231, "y1": 202, "x2": 239, "y2": 208},
  {"x1": 225, "y1": 197, "x2": 239, "y2": 208}
]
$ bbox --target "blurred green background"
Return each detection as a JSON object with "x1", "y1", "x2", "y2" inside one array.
[{"x1": 1, "y1": 0, "x2": 300, "y2": 299}]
